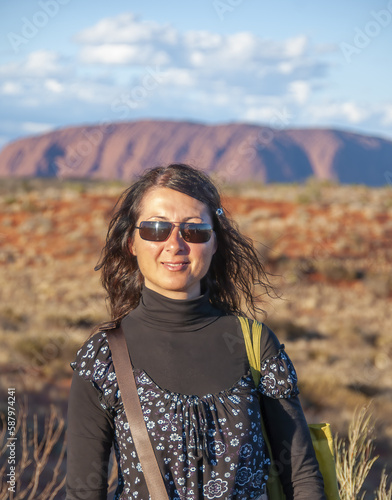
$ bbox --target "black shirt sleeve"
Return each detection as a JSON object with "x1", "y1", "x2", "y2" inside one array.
[
  {"x1": 66, "y1": 371, "x2": 114, "y2": 499},
  {"x1": 259, "y1": 323, "x2": 326, "y2": 500},
  {"x1": 260, "y1": 396, "x2": 326, "y2": 500}
]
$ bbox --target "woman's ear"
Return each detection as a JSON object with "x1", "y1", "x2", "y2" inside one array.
[{"x1": 128, "y1": 236, "x2": 136, "y2": 256}]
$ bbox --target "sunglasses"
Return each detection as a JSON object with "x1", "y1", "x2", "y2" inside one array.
[{"x1": 135, "y1": 221, "x2": 213, "y2": 243}]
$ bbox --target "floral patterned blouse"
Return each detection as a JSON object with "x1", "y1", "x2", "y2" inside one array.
[{"x1": 71, "y1": 330, "x2": 299, "y2": 499}]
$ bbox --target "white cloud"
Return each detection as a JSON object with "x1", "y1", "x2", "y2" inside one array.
[
  {"x1": 0, "y1": 77, "x2": 67, "y2": 102},
  {"x1": 68, "y1": 80, "x2": 119, "y2": 104},
  {"x1": 241, "y1": 105, "x2": 293, "y2": 126},
  {"x1": 284, "y1": 35, "x2": 308, "y2": 57},
  {"x1": 64, "y1": 14, "x2": 331, "y2": 124},
  {"x1": 2, "y1": 11, "x2": 389, "y2": 144},
  {"x1": 1, "y1": 82, "x2": 23, "y2": 95},
  {"x1": 381, "y1": 105, "x2": 392, "y2": 125},
  {"x1": 74, "y1": 15, "x2": 312, "y2": 74},
  {"x1": 183, "y1": 31, "x2": 223, "y2": 50},
  {"x1": 0, "y1": 50, "x2": 63, "y2": 78},
  {"x1": 79, "y1": 44, "x2": 170, "y2": 66},
  {"x1": 278, "y1": 62, "x2": 295, "y2": 74},
  {"x1": 163, "y1": 69, "x2": 196, "y2": 87},
  {"x1": 74, "y1": 13, "x2": 177, "y2": 45},
  {"x1": 341, "y1": 102, "x2": 368, "y2": 123},
  {"x1": 25, "y1": 51, "x2": 61, "y2": 75},
  {"x1": 289, "y1": 80, "x2": 311, "y2": 104},
  {"x1": 222, "y1": 32, "x2": 258, "y2": 57},
  {"x1": 21, "y1": 122, "x2": 54, "y2": 134},
  {"x1": 308, "y1": 102, "x2": 370, "y2": 124},
  {"x1": 45, "y1": 79, "x2": 64, "y2": 93},
  {"x1": 183, "y1": 33, "x2": 311, "y2": 73}
]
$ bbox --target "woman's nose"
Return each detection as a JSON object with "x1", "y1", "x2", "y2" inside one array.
[{"x1": 165, "y1": 226, "x2": 188, "y2": 251}]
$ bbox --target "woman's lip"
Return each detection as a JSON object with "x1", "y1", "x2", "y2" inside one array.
[
  {"x1": 163, "y1": 261, "x2": 189, "y2": 264},
  {"x1": 162, "y1": 262, "x2": 189, "y2": 271}
]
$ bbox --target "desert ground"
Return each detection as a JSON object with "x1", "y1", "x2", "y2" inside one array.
[{"x1": 0, "y1": 177, "x2": 391, "y2": 497}]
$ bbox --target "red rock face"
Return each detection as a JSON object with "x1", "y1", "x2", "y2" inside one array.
[{"x1": 0, "y1": 120, "x2": 391, "y2": 186}]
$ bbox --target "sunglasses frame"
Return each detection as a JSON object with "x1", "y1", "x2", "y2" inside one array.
[{"x1": 135, "y1": 221, "x2": 213, "y2": 243}]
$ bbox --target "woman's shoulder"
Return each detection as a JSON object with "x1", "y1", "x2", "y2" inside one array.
[
  {"x1": 237, "y1": 316, "x2": 282, "y2": 357},
  {"x1": 237, "y1": 316, "x2": 299, "y2": 399},
  {"x1": 220, "y1": 315, "x2": 280, "y2": 355},
  {"x1": 70, "y1": 329, "x2": 120, "y2": 409},
  {"x1": 71, "y1": 330, "x2": 111, "y2": 377}
]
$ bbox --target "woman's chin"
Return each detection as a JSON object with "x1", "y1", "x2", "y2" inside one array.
[{"x1": 146, "y1": 279, "x2": 201, "y2": 299}]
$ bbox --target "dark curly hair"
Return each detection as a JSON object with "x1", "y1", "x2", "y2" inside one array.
[{"x1": 95, "y1": 163, "x2": 274, "y2": 328}]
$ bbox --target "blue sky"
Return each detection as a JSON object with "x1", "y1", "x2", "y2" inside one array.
[{"x1": 1, "y1": 0, "x2": 392, "y2": 149}]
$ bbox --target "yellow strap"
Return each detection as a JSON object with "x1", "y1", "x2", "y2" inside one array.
[
  {"x1": 238, "y1": 317, "x2": 254, "y2": 364},
  {"x1": 238, "y1": 316, "x2": 262, "y2": 388},
  {"x1": 238, "y1": 316, "x2": 339, "y2": 500},
  {"x1": 238, "y1": 317, "x2": 284, "y2": 496},
  {"x1": 251, "y1": 320, "x2": 262, "y2": 373}
]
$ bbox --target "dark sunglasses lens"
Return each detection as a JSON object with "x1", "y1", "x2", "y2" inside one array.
[
  {"x1": 181, "y1": 223, "x2": 212, "y2": 243},
  {"x1": 138, "y1": 221, "x2": 172, "y2": 241},
  {"x1": 137, "y1": 221, "x2": 213, "y2": 243}
]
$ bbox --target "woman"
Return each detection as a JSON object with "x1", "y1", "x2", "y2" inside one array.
[{"x1": 66, "y1": 163, "x2": 325, "y2": 499}]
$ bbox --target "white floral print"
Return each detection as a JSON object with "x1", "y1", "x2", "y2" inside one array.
[
  {"x1": 71, "y1": 331, "x2": 299, "y2": 499},
  {"x1": 203, "y1": 478, "x2": 229, "y2": 499}
]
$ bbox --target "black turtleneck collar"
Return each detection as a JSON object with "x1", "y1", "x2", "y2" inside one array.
[{"x1": 123, "y1": 286, "x2": 224, "y2": 332}]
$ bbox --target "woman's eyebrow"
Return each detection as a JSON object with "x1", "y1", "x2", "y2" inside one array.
[{"x1": 145, "y1": 216, "x2": 204, "y2": 221}]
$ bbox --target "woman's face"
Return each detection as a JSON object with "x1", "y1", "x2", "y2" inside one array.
[{"x1": 130, "y1": 187, "x2": 217, "y2": 300}]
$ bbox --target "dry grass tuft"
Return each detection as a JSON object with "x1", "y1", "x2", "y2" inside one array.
[
  {"x1": 334, "y1": 405, "x2": 391, "y2": 500},
  {"x1": 375, "y1": 469, "x2": 392, "y2": 500}
]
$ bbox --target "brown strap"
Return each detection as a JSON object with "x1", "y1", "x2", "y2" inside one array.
[{"x1": 107, "y1": 327, "x2": 169, "y2": 499}]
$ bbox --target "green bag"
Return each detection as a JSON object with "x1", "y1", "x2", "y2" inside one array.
[{"x1": 239, "y1": 317, "x2": 340, "y2": 500}]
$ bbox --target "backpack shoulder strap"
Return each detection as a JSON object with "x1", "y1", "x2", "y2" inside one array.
[
  {"x1": 107, "y1": 327, "x2": 169, "y2": 500},
  {"x1": 238, "y1": 317, "x2": 263, "y2": 388}
]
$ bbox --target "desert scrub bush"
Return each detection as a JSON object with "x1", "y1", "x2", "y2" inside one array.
[
  {"x1": 0, "y1": 308, "x2": 28, "y2": 332},
  {"x1": 3, "y1": 196, "x2": 18, "y2": 205},
  {"x1": 44, "y1": 312, "x2": 101, "y2": 329},
  {"x1": 314, "y1": 259, "x2": 361, "y2": 282},
  {"x1": 14, "y1": 334, "x2": 80, "y2": 377},
  {"x1": 0, "y1": 401, "x2": 118, "y2": 499},
  {"x1": 364, "y1": 273, "x2": 392, "y2": 298},
  {"x1": 266, "y1": 318, "x2": 323, "y2": 342},
  {"x1": 296, "y1": 176, "x2": 339, "y2": 204},
  {"x1": 0, "y1": 402, "x2": 66, "y2": 499},
  {"x1": 334, "y1": 405, "x2": 391, "y2": 499}
]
